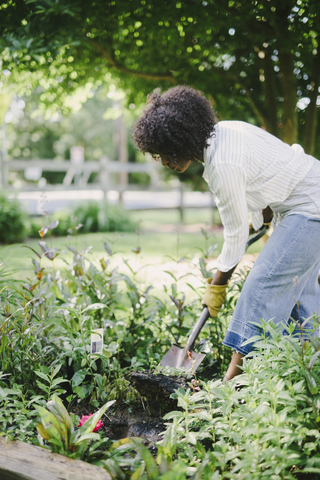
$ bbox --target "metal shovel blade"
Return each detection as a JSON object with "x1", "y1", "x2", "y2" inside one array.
[
  {"x1": 159, "y1": 344, "x2": 206, "y2": 372},
  {"x1": 158, "y1": 307, "x2": 210, "y2": 372}
]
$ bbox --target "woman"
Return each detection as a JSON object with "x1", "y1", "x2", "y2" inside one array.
[{"x1": 133, "y1": 85, "x2": 320, "y2": 381}]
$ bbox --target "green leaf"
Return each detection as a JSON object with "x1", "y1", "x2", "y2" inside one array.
[
  {"x1": 241, "y1": 335, "x2": 263, "y2": 346},
  {"x1": 46, "y1": 398, "x2": 74, "y2": 439},
  {"x1": 164, "y1": 271, "x2": 177, "y2": 282},
  {"x1": 22, "y1": 245, "x2": 41, "y2": 258},
  {"x1": 103, "y1": 459, "x2": 126, "y2": 480},
  {"x1": 187, "y1": 432, "x2": 197, "y2": 445},
  {"x1": 51, "y1": 364, "x2": 63, "y2": 379},
  {"x1": 110, "y1": 437, "x2": 138, "y2": 451},
  {"x1": 36, "y1": 380, "x2": 49, "y2": 392},
  {"x1": 35, "y1": 406, "x2": 66, "y2": 447},
  {"x1": 51, "y1": 377, "x2": 69, "y2": 387},
  {"x1": 81, "y1": 303, "x2": 107, "y2": 313},
  {"x1": 35, "y1": 371, "x2": 50, "y2": 382},
  {"x1": 308, "y1": 350, "x2": 320, "y2": 370},
  {"x1": 129, "y1": 439, "x2": 159, "y2": 479},
  {"x1": 72, "y1": 370, "x2": 87, "y2": 387},
  {"x1": 81, "y1": 400, "x2": 115, "y2": 436},
  {"x1": 72, "y1": 386, "x2": 87, "y2": 399},
  {"x1": 0, "y1": 335, "x2": 8, "y2": 353},
  {"x1": 201, "y1": 227, "x2": 209, "y2": 239},
  {"x1": 205, "y1": 243, "x2": 218, "y2": 258},
  {"x1": 74, "y1": 432, "x2": 100, "y2": 444}
]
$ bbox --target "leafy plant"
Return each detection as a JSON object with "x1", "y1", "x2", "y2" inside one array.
[
  {"x1": 158, "y1": 319, "x2": 320, "y2": 479},
  {"x1": 35, "y1": 364, "x2": 68, "y2": 401},
  {"x1": 36, "y1": 393, "x2": 115, "y2": 459},
  {"x1": 0, "y1": 193, "x2": 27, "y2": 243},
  {"x1": 4, "y1": 209, "x2": 320, "y2": 479},
  {"x1": 28, "y1": 200, "x2": 137, "y2": 238}
]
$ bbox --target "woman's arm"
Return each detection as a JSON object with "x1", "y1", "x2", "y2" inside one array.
[
  {"x1": 211, "y1": 266, "x2": 236, "y2": 286},
  {"x1": 212, "y1": 206, "x2": 273, "y2": 286}
]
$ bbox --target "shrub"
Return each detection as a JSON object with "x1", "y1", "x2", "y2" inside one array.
[
  {"x1": 28, "y1": 200, "x2": 136, "y2": 237},
  {"x1": 72, "y1": 200, "x2": 136, "y2": 233},
  {"x1": 0, "y1": 193, "x2": 27, "y2": 243}
]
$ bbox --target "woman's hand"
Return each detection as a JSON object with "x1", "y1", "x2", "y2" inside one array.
[
  {"x1": 201, "y1": 268, "x2": 235, "y2": 317},
  {"x1": 263, "y1": 206, "x2": 273, "y2": 225},
  {"x1": 201, "y1": 279, "x2": 229, "y2": 317}
]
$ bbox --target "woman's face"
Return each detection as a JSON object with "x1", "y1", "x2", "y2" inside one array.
[{"x1": 160, "y1": 154, "x2": 192, "y2": 173}]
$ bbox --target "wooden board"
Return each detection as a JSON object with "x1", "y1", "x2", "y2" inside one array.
[{"x1": 0, "y1": 437, "x2": 111, "y2": 480}]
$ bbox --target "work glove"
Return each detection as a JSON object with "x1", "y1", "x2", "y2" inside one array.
[{"x1": 201, "y1": 278, "x2": 228, "y2": 318}]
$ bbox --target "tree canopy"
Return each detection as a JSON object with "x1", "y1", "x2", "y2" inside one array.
[{"x1": 1, "y1": 0, "x2": 320, "y2": 154}]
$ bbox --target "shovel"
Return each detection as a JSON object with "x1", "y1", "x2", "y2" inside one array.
[{"x1": 159, "y1": 226, "x2": 268, "y2": 372}]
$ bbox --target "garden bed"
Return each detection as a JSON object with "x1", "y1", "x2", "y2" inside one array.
[{"x1": 1, "y1": 225, "x2": 320, "y2": 479}]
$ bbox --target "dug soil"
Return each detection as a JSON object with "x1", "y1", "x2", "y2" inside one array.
[{"x1": 70, "y1": 372, "x2": 189, "y2": 451}]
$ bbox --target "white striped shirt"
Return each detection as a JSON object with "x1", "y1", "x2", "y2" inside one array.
[{"x1": 203, "y1": 120, "x2": 317, "y2": 272}]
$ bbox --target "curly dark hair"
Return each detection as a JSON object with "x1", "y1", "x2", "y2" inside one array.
[{"x1": 132, "y1": 85, "x2": 217, "y2": 166}]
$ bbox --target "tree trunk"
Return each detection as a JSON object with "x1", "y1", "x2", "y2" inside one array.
[
  {"x1": 262, "y1": 48, "x2": 279, "y2": 137},
  {"x1": 278, "y1": 50, "x2": 298, "y2": 145},
  {"x1": 118, "y1": 112, "x2": 128, "y2": 187}
]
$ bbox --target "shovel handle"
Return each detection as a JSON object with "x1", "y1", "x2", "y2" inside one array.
[
  {"x1": 183, "y1": 306, "x2": 210, "y2": 355},
  {"x1": 184, "y1": 225, "x2": 268, "y2": 354},
  {"x1": 245, "y1": 225, "x2": 268, "y2": 249}
]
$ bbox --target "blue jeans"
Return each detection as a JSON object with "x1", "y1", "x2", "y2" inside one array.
[{"x1": 223, "y1": 214, "x2": 320, "y2": 355}]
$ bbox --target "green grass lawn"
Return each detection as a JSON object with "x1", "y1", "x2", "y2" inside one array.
[
  {"x1": 0, "y1": 208, "x2": 264, "y2": 280},
  {"x1": 130, "y1": 207, "x2": 221, "y2": 228}
]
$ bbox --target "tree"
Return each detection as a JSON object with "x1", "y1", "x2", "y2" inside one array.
[
  {"x1": 1, "y1": 0, "x2": 320, "y2": 154},
  {"x1": 4, "y1": 86, "x2": 150, "y2": 185}
]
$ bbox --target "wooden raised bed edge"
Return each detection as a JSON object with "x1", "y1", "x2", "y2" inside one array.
[{"x1": 0, "y1": 437, "x2": 111, "y2": 480}]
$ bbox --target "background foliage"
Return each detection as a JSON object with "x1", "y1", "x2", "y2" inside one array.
[
  {"x1": 29, "y1": 200, "x2": 137, "y2": 237},
  {"x1": 0, "y1": 192, "x2": 136, "y2": 242},
  {"x1": 0, "y1": 193, "x2": 27, "y2": 243},
  {"x1": 2, "y1": 0, "x2": 320, "y2": 155}
]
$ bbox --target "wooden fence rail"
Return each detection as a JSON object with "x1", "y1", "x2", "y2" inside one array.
[
  {"x1": 1, "y1": 156, "x2": 216, "y2": 222},
  {"x1": 2, "y1": 156, "x2": 157, "y2": 194}
]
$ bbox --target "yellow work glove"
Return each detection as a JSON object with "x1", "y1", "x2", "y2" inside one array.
[{"x1": 201, "y1": 278, "x2": 228, "y2": 318}]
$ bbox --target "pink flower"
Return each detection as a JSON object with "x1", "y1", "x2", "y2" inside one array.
[{"x1": 77, "y1": 414, "x2": 103, "y2": 432}]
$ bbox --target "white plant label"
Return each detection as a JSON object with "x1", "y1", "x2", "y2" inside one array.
[{"x1": 91, "y1": 328, "x2": 104, "y2": 355}]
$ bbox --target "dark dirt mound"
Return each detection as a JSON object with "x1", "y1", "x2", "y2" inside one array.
[
  {"x1": 130, "y1": 371, "x2": 189, "y2": 413},
  {"x1": 70, "y1": 371, "x2": 189, "y2": 449}
]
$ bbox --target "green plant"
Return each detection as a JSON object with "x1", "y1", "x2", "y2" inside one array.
[
  {"x1": 101, "y1": 436, "x2": 190, "y2": 480},
  {"x1": 36, "y1": 394, "x2": 115, "y2": 459},
  {"x1": 73, "y1": 201, "x2": 136, "y2": 233},
  {"x1": 0, "y1": 193, "x2": 27, "y2": 243},
  {"x1": 28, "y1": 200, "x2": 136, "y2": 238},
  {"x1": 7, "y1": 210, "x2": 320, "y2": 479},
  {"x1": 35, "y1": 364, "x2": 68, "y2": 401},
  {"x1": 157, "y1": 319, "x2": 320, "y2": 479}
]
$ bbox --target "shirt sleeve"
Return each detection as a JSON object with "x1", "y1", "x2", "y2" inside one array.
[
  {"x1": 251, "y1": 211, "x2": 263, "y2": 231},
  {"x1": 211, "y1": 164, "x2": 249, "y2": 272}
]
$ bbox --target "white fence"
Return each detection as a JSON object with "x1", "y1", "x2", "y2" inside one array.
[
  {"x1": 1, "y1": 156, "x2": 157, "y2": 193},
  {"x1": 1, "y1": 157, "x2": 216, "y2": 221}
]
